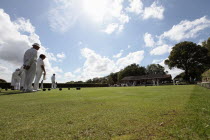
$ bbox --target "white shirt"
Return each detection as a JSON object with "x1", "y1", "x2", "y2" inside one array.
[
  {"x1": 36, "y1": 58, "x2": 44, "y2": 72},
  {"x1": 11, "y1": 70, "x2": 21, "y2": 86},
  {"x1": 23, "y1": 48, "x2": 37, "y2": 66},
  {"x1": 51, "y1": 75, "x2": 55, "y2": 83},
  {"x1": 19, "y1": 66, "x2": 25, "y2": 77}
]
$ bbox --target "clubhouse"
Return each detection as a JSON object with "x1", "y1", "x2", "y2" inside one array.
[{"x1": 121, "y1": 74, "x2": 172, "y2": 86}]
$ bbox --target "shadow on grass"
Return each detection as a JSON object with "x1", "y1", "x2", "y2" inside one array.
[
  {"x1": 167, "y1": 85, "x2": 210, "y2": 139},
  {"x1": 0, "y1": 90, "x2": 26, "y2": 96}
]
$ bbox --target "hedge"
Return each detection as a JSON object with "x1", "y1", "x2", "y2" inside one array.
[{"x1": 0, "y1": 83, "x2": 108, "y2": 89}]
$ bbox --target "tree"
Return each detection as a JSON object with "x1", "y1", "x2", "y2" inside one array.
[
  {"x1": 165, "y1": 41, "x2": 210, "y2": 82},
  {"x1": 100, "y1": 77, "x2": 108, "y2": 84},
  {"x1": 108, "y1": 72, "x2": 118, "y2": 84},
  {"x1": 202, "y1": 37, "x2": 210, "y2": 56},
  {"x1": 74, "y1": 81, "x2": 84, "y2": 84},
  {"x1": 107, "y1": 75, "x2": 114, "y2": 85},
  {"x1": 146, "y1": 64, "x2": 165, "y2": 75},
  {"x1": 86, "y1": 79, "x2": 93, "y2": 83},
  {"x1": 0, "y1": 79, "x2": 7, "y2": 83},
  {"x1": 118, "y1": 64, "x2": 146, "y2": 81}
]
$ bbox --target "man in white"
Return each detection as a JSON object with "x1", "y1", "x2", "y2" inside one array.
[
  {"x1": 34, "y1": 54, "x2": 46, "y2": 91},
  {"x1": 23, "y1": 43, "x2": 40, "y2": 92},
  {"x1": 11, "y1": 69, "x2": 21, "y2": 90},
  {"x1": 51, "y1": 74, "x2": 56, "y2": 89},
  {"x1": 11, "y1": 70, "x2": 16, "y2": 89},
  {"x1": 19, "y1": 66, "x2": 25, "y2": 90}
]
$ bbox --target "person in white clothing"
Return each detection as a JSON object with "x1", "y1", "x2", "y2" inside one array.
[
  {"x1": 34, "y1": 54, "x2": 46, "y2": 91},
  {"x1": 11, "y1": 71, "x2": 16, "y2": 89},
  {"x1": 51, "y1": 74, "x2": 56, "y2": 89},
  {"x1": 23, "y1": 43, "x2": 40, "y2": 92},
  {"x1": 19, "y1": 66, "x2": 25, "y2": 90},
  {"x1": 11, "y1": 69, "x2": 21, "y2": 90}
]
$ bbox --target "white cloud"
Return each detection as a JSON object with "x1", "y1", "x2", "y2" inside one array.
[
  {"x1": 0, "y1": 9, "x2": 62, "y2": 82},
  {"x1": 143, "y1": 1, "x2": 164, "y2": 20},
  {"x1": 48, "y1": 0, "x2": 166, "y2": 34},
  {"x1": 161, "y1": 16, "x2": 210, "y2": 41},
  {"x1": 159, "y1": 59, "x2": 184, "y2": 79},
  {"x1": 152, "y1": 59, "x2": 164, "y2": 64},
  {"x1": 46, "y1": 52, "x2": 57, "y2": 62},
  {"x1": 198, "y1": 39, "x2": 204, "y2": 45},
  {"x1": 74, "y1": 68, "x2": 81, "y2": 73},
  {"x1": 150, "y1": 44, "x2": 172, "y2": 55},
  {"x1": 67, "y1": 48, "x2": 144, "y2": 81},
  {"x1": 14, "y1": 18, "x2": 35, "y2": 34},
  {"x1": 80, "y1": 48, "x2": 116, "y2": 80},
  {"x1": 57, "y1": 52, "x2": 66, "y2": 59},
  {"x1": 0, "y1": 61, "x2": 13, "y2": 82},
  {"x1": 126, "y1": 0, "x2": 143, "y2": 15},
  {"x1": 116, "y1": 51, "x2": 144, "y2": 70},
  {"x1": 113, "y1": 50, "x2": 124, "y2": 58},
  {"x1": 48, "y1": 0, "x2": 79, "y2": 33},
  {"x1": 0, "y1": 65, "x2": 8, "y2": 72},
  {"x1": 64, "y1": 72, "x2": 76, "y2": 79},
  {"x1": 49, "y1": 0, "x2": 130, "y2": 34},
  {"x1": 127, "y1": 45, "x2": 131, "y2": 49},
  {"x1": 145, "y1": 16, "x2": 210, "y2": 56},
  {"x1": 101, "y1": 0, "x2": 129, "y2": 34},
  {"x1": 144, "y1": 32, "x2": 155, "y2": 47},
  {"x1": 53, "y1": 66, "x2": 63, "y2": 73},
  {"x1": 103, "y1": 23, "x2": 119, "y2": 34}
]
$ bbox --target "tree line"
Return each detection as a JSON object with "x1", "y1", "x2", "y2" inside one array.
[
  {"x1": 67, "y1": 63, "x2": 166, "y2": 84},
  {"x1": 68, "y1": 37, "x2": 210, "y2": 84}
]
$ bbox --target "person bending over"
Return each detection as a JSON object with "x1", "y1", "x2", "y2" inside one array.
[{"x1": 34, "y1": 54, "x2": 46, "y2": 91}]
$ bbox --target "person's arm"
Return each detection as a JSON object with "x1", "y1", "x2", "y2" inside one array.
[{"x1": 41, "y1": 65, "x2": 46, "y2": 75}]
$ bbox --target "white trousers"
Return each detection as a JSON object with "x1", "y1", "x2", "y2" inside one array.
[
  {"x1": 51, "y1": 82, "x2": 56, "y2": 89},
  {"x1": 14, "y1": 78, "x2": 21, "y2": 90},
  {"x1": 34, "y1": 70, "x2": 43, "y2": 90},
  {"x1": 24, "y1": 62, "x2": 36, "y2": 91},
  {"x1": 20, "y1": 72, "x2": 25, "y2": 88},
  {"x1": 11, "y1": 78, "x2": 15, "y2": 87},
  {"x1": 40, "y1": 80, "x2": 44, "y2": 89}
]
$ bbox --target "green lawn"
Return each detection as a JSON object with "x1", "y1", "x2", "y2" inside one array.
[{"x1": 0, "y1": 85, "x2": 209, "y2": 139}]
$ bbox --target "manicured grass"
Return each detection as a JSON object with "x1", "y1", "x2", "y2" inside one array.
[{"x1": 0, "y1": 85, "x2": 209, "y2": 139}]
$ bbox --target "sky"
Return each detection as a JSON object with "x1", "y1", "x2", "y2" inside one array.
[{"x1": 0, "y1": 0, "x2": 210, "y2": 83}]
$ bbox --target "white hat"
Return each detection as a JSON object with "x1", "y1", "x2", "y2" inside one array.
[{"x1": 32, "y1": 43, "x2": 40, "y2": 47}]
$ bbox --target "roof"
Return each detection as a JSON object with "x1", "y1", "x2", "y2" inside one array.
[
  {"x1": 121, "y1": 74, "x2": 172, "y2": 81},
  {"x1": 202, "y1": 69, "x2": 210, "y2": 77}
]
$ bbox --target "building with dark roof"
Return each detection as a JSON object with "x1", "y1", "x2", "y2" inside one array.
[
  {"x1": 121, "y1": 74, "x2": 172, "y2": 86},
  {"x1": 202, "y1": 69, "x2": 210, "y2": 83}
]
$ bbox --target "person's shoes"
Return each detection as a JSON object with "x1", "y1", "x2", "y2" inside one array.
[{"x1": 37, "y1": 89, "x2": 41, "y2": 91}]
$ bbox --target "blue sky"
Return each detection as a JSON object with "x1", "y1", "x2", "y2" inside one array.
[{"x1": 0, "y1": 0, "x2": 210, "y2": 82}]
